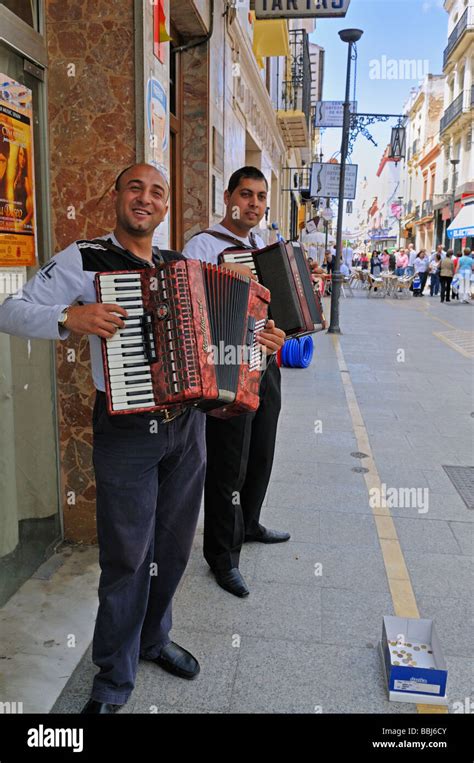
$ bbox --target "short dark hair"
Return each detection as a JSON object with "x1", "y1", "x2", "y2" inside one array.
[{"x1": 227, "y1": 166, "x2": 268, "y2": 195}]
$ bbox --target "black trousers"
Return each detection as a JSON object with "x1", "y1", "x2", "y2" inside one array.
[
  {"x1": 203, "y1": 359, "x2": 282, "y2": 571},
  {"x1": 440, "y1": 276, "x2": 452, "y2": 302},
  {"x1": 91, "y1": 393, "x2": 206, "y2": 704}
]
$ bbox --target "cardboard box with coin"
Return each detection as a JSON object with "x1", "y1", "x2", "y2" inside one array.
[{"x1": 380, "y1": 616, "x2": 448, "y2": 705}]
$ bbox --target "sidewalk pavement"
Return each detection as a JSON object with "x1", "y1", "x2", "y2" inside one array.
[{"x1": 44, "y1": 291, "x2": 473, "y2": 713}]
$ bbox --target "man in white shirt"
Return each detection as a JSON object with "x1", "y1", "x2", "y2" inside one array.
[
  {"x1": 413, "y1": 249, "x2": 429, "y2": 295},
  {"x1": 183, "y1": 166, "x2": 289, "y2": 598},
  {"x1": 430, "y1": 244, "x2": 446, "y2": 262}
]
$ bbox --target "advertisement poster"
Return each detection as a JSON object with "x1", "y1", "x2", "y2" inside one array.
[
  {"x1": 147, "y1": 76, "x2": 169, "y2": 249},
  {"x1": 0, "y1": 75, "x2": 37, "y2": 267}
]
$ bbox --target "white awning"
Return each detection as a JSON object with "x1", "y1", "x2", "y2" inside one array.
[{"x1": 447, "y1": 202, "x2": 474, "y2": 239}]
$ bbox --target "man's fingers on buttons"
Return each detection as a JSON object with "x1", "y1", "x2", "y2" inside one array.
[
  {"x1": 99, "y1": 321, "x2": 118, "y2": 336},
  {"x1": 104, "y1": 303, "x2": 128, "y2": 317},
  {"x1": 107, "y1": 315, "x2": 125, "y2": 328}
]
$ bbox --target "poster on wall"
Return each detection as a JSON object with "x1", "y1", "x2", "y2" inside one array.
[
  {"x1": 0, "y1": 75, "x2": 37, "y2": 267},
  {"x1": 146, "y1": 76, "x2": 168, "y2": 168}
]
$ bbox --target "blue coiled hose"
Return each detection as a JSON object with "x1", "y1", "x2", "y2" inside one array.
[{"x1": 281, "y1": 336, "x2": 314, "y2": 368}]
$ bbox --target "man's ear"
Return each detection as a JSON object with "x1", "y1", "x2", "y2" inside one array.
[{"x1": 224, "y1": 189, "x2": 230, "y2": 207}]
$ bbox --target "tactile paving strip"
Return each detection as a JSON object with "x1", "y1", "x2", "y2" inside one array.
[
  {"x1": 434, "y1": 330, "x2": 474, "y2": 359},
  {"x1": 442, "y1": 466, "x2": 474, "y2": 510}
]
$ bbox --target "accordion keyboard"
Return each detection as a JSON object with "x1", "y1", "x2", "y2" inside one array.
[{"x1": 97, "y1": 273, "x2": 155, "y2": 411}]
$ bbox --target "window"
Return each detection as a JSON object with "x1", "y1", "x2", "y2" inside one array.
[
  {"x1": 1, "y1": 1, "x2": 39, "y2": 30},
  {"x1": 429, "y1": 172, "x2": 435, "y2": 198}
]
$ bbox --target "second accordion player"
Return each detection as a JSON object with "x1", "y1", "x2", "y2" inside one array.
[
  {"x1": 95, "y1": 260, "x2": 270, "y2": 417},
  {"x1": 220, "y1": 240, "x2": 326, "y2": 336}
]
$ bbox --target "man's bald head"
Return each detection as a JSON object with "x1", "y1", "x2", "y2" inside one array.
[{"x1": 114, "y1": 163, "x2": 169, "y2": 199}]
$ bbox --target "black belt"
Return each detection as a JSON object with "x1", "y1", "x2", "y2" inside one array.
[{"x1": 96, "y1": 391, "x2": 187, "y2": 424}]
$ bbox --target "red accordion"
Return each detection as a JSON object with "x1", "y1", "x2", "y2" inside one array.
[
  {"x1": 95, "y1": 260, "x2": 270, "y2": 417},
  {"x1": 220, "y1": 240, "x2": 326, "y2": 336}
]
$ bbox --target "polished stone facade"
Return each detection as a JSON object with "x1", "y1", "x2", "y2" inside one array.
[{"x1": 46, "y1": 0, "x2": 136, "y2": 542}]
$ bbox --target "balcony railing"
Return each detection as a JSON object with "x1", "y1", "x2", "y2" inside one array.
[
  {"x1": 422, "y1": 199, "x2": 433, "y2": 218},
  {"x1": 278, "y1": 29, "x2": 311, "y2": 122},
  {"x1": 277, "y1": 29, "x2": 312, "y2": 148},
  {"x1": 443, "y1": 7, "x2": 473, "y2": 68},
  {"x1": 282, "y1": 166, "x2": 311, "y2": 193},
  {"x1": 440, "y1": 91, "x2": 464, "y2": 133}
]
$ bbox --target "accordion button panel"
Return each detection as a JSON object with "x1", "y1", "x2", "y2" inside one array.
[{"x1": 98, "y1": 273, "x2": 155, "y2": 411}]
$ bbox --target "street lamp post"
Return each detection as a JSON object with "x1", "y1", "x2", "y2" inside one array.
[
  {"x1": 328, "y1": 28, "x2": 364, "y2": 334},
  {"x1": 397, "y1": 195, "x2": 403, "y2": 248}
]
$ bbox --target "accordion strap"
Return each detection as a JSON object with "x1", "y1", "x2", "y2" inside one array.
[
  {"x1": 90, "y1": 238, "x2": 183, "y2": 264},
  {"x1": 192, "y1": 228, "x2": 258, "y2": 250}
]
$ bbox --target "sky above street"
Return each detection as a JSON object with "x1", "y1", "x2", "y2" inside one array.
[{"x1": 310, "y1": 0, "x2": 448, "y2": 185}]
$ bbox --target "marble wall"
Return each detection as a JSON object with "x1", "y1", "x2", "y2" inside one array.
[
  {"x1": 181, "y1": 43, "x2": 211, "y2": 241},
  {"x1": 46, "y1": 0, "x2": 136, "y2": 542}
]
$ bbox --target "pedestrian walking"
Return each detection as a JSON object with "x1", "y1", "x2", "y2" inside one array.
[
  {"x1": 429, "y1": 253, "x2": 441, "y2": 297},
  {"x1": 439, "y1": 250, "x2": 455, "y2": 303},
  {"x1": 454, "y1": 247, "x2": 473, "y2": 303},
  {"x1": 413, "y1": 250, "x2": 429, "y2": 296}
]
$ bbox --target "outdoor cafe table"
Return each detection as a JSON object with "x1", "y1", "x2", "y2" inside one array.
[{"x1": 380, "y1": 273, "x2": 398, "y2": 297}]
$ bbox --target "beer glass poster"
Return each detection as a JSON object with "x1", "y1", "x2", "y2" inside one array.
[{"x1": 0, "y1": 75, "x2": 37, "y2": 267}]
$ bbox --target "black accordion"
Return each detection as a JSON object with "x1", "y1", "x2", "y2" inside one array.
[{"x1": 220, "y1": 240, "x2": 326, "y2": 336}]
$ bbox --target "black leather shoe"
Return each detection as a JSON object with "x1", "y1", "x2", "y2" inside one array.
[
  {"x1": 245, "y1": 527, "x2": 291, "y2": 544},
  {"x1": 213, "y1": 567, "x2": 249, "y2": 597},
  {"x1": 151, "y1": 642, "x2": 200, "y2": 680},
  {"x1": 81, "y1": 698, "x2": 121, "y2": 714}
]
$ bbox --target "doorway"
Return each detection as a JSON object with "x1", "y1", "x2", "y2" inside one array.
[{"x1": 0, "y1": 34, "x2": 61, "y2": 606}]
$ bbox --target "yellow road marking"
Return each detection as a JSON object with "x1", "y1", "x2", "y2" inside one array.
[{"x1": 331, "y1": 335, "x2": 448, "y2": 714}]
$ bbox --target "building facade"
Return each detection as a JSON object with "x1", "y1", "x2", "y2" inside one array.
[
  {"x1": 399, "y1": 75, "x2": 445, "y2": 252},
  {"x1": 435, "y1": 0, "x2": 474, "y2": 250}
]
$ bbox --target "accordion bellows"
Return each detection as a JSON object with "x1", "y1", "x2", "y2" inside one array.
[{"x1": 95, "y1": 260, "x2": 270, "y2": 417}]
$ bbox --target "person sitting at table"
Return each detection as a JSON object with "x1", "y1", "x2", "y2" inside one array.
[
  {"x1": 340, "y1": 261, "x2": 350, "y2": 278},
  {"x1": 323, "y1": 249, "x2": 334, "y2": 274},
  {"x1": 309, "y1": 260, "x2": 325, "y2": 295}
]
